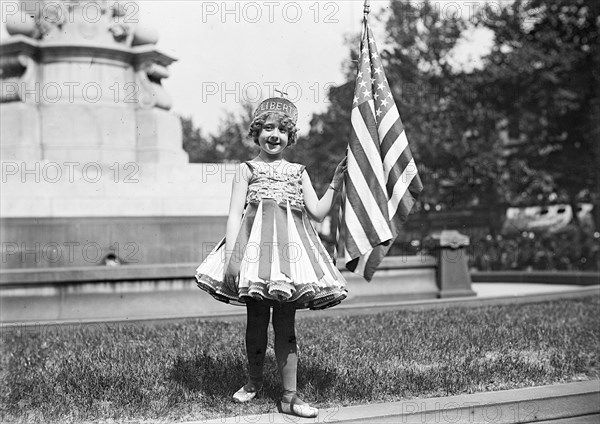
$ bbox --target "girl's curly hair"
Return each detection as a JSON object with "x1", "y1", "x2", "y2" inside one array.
[{"x1": 247, "y1": 111, "x2": 298, "y2": 146}]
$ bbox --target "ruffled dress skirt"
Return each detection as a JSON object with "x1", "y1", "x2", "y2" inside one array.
[{"x1": 195, "y1": 198, "x2": 348, "y2": 310}]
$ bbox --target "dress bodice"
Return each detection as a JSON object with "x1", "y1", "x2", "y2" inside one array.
[{"x1": 245, "y1": 161, "x2": 305, "y2": 209}]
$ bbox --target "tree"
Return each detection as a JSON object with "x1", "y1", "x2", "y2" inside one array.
[
  {"x1": 301, "y1": 0, "x2": 599, "y2": 235},
  {"x1": 475, "y1": 0, "x2": 600, "y2": 230},
  {"x1": 381, "y1": 2, "x2": 528, "y2": 230},
  {"x1": 181, "y1": 103, "x2": 260, "y2": 164},
  {"x1": 180, "y1": 116, "x2": 221, "y2": 163},
  {"x1": 209, "y1": 103, "x2": 259, "y2": 163}
]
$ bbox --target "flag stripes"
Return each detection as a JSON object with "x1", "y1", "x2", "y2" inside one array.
[
  {"x1": 347, "y1": 137, "x2": 389, "y2": 224},
  {"x1": 346, "y1": 147, "x2": 392, "y2": 245},
  {"x1": 383, "y1": 132, "x2": 409, "y2": 182},
  {"x1": 344, "y1": 171, "x2": 387, "y2": 246},
  {"x1": 341, "y1": 17, "x2": 423, "y2": 281}
]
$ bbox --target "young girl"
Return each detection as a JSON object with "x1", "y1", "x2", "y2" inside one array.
[{"x1": 195, "y1": 97, "x2": 348, "y2": 418}]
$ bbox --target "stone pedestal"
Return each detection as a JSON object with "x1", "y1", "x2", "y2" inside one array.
[
  {"x1": 0, "y1": 36, "x2": 185, "y2": 165},
  {"x1": 0, "y1": 162, "x2": 237, "y2": 268},
  {"x1": 0, "y1": 102, "x2": 42, "y2": 160},
  {"x1": 136, "y1": 109, "x2": 187, "y2": 164},
  {"x1": 0, "y1": 1, "x2": 195, "y2": 269},
  {"x1": 429, "y1": 230, "x2": 476, "y2": 298}
]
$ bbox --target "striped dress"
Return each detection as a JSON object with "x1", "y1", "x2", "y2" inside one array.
[{"x1": 195, "y1": 161, "x2": 347, "y2": 310}]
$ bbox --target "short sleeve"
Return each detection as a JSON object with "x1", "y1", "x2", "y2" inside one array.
[{"x1": 242, "y1": 161, "x2": 256, "y2": 183}]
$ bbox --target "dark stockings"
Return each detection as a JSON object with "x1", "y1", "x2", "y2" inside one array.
[{"x1": 245, "y1": 300, "x2": 298, "y2": 397}]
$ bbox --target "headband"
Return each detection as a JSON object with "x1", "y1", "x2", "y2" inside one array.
[{"x1": 253, "y1": 97, "x2": 298, "y2": 124}]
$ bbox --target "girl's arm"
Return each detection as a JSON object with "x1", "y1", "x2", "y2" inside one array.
[
  {"x1": 302, "y1": 157, "x2": 348, "y2": 222},
  {"x1": 223, "y1": 163, "x2": 251, "y2": 284}
]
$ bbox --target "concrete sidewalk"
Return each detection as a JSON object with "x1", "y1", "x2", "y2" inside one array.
[
  {"x1": 2, "y1": 283, "x2": 597, "y2": 327},
  {"x1": 185, "y1": 380, "x2": 600, "y2": 424},
  {"x1": 471, "y1": 282, "x2": 588, "y2": 297}
]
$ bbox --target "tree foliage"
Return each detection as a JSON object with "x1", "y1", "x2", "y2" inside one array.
[
  {"x1": 181, "y1": 116, "x2": 219, "y2": 163},
  {"x1": 474, "y1": 0, "x2": 600, "y2": 220},
  {"x1": 209, "y1": 103, "x2": 259, "y2": 163},
  {"x1": 181, "y1": 103, "x2": 258, "y2": 163},
  {"x1": 181, "y1": 0, "x2": 599, "y2": 231}
]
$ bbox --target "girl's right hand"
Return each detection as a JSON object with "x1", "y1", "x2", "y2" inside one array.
[{"x1": 223, "y1": 260, "x2": 240, "y2": 285}]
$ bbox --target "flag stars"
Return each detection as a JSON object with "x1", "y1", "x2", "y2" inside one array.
[{"x1": 354, "y1": 28, "x2": 396, "y2": 109}]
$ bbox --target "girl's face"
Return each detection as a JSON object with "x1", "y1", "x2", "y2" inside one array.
[{"x1": 257, "y1": 116, "x2": 289, "y2": 157}]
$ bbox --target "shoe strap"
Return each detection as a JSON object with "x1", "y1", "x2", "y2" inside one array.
[
  {"x1": 284, "y1": 393, "x2": 309, "y2": 407},
  {"x1": 245, "y1": 383, "x2": 263, "y2": 392}
]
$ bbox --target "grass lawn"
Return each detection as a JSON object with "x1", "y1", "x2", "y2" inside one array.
[{"x1": 1, "y1": 296, "x2": 599, "y2": 423}]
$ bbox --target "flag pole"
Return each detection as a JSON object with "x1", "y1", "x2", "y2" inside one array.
[{"x1": 361, "y1": 0, "x2": 370, "y2": 40}]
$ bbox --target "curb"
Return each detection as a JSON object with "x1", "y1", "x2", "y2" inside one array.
[
  {"x1": 2, "y1": 286, "x2": 598, "y2": 328},
  {"x1": 471, "y1": 271, "x2": 600, "y2": 286},
  {"x1": 185, "y1": 380, "x2": 600, "y2": 424}
]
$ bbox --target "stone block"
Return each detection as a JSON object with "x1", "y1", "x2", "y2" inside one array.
[
  {"x1": 40, "y1": 104, "x2": 137, "y2": 163},
  {"x1": 135, "y1": 108, "x2": 187, "y2": 164},
  {"x1": 0, "y1": 102, "x2": 42, "y2": 161},
  {"x1": 0, "y1": 196, "x2": 52, "y2": 217},
  {"x1": 0, "y1": 164, "x2": 235, "y2": 218},
  {"x1": 0, "y1": 216, "x2": 228, "y2": 268}
]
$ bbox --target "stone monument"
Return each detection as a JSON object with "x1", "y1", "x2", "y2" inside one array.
[
  {"x1": 0, "y1": 1, "x2": 233, "y2": 268},
  {"x1": 2, "y1": 0, "x2": 186, "y2": 164}
]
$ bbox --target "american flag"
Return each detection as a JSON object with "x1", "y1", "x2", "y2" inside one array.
[{"x1": 341, "y1": 18, "x2": 423, "y2": 281}]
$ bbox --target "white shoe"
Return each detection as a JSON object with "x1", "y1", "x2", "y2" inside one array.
[
  {"x1": 232, "y1": 385, "x2": 258, "y2": 403},
  {"x1": 281, "y1": 396, "x2": 318, "y2": 418}
]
